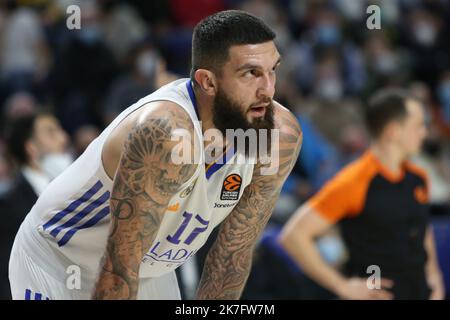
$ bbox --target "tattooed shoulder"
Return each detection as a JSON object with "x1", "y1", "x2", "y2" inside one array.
[
  {"x1": 276, "y1": 102, "x2": 303, "y2": 176},
  {"x1": 254, "y1": 101, "x2": 302, "y2": 185},
  {"x1": 93, "y1": 101, "x2": 198, "y2": 299},
  {"x1": 117, "y1": 101, "x2": 198, "y2": 203},
  {"x1": 195, "y1": 103, "x2": 302, "y2": 300}
]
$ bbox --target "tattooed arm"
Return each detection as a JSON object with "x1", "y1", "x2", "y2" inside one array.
[
  {"x1": 196, "y1": 104, "x2": 302, "y2": 299},
  {"x1": 93, "y1": 102, "x2": 197, "y2": 299}
]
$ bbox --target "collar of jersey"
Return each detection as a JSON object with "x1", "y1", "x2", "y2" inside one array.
[{"x1": 186, "y1": 79, "x2": 238, "y2": 179}]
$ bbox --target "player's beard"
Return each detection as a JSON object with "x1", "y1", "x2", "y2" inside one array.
[{"x1": 212, "y1": 86, "x2": 275, "y2": 159}]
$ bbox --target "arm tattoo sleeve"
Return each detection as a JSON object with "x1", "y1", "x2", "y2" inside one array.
[
  {"x1": 93, "y1": 108, "x2": 197, "y2": 299},
  {"x1": 196, "y1": 110, "x2": 302, "y2": 299}
]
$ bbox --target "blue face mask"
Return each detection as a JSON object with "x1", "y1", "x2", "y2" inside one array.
[
  {"x1": 437, "y1": 81, "x2": 450, "y2": 122},
  {"x1": 0, "y1": 179, "x2": 12, "y2": 196},
  {"x1": 315, "y1": 23, "x2": 341, "y2": 46},
  {"x1": 77, "y1": 25, "x2": 102, "y2": 45}
]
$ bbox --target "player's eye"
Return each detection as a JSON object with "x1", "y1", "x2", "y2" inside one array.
[
  {"x1": 245, "y1": 69, "x2": 260, "y2": 77},
  {"x1": 272, "y1": 63, "x2": 281, "y2": 72}
]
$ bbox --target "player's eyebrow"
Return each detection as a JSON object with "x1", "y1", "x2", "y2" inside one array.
[
  {"x1": 235, "y1": 56, "x2": 281, "y2": 72},
  {"x1": 235, "y1": 63, "x2": 261, "y2": 72},
  {"x1": 273, "y1": 57, "x2": 282, "y2": 68}
]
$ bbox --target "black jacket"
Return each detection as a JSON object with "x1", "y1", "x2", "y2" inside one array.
[{"x1": 0, "y1": 172, "x2": 38, "y2": 299}]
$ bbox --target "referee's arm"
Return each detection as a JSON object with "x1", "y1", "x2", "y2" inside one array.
[{"x1": 279, "y1": 174, "x2": 394, "y2": 300}]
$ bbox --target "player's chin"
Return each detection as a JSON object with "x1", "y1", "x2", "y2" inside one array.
[{"x1": 246, "y1": 114, "x2": 265, "y2": 127}]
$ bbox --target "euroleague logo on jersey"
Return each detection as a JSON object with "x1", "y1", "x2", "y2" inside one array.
[{"x1": 220, "y1": 174, "x2": 242, "y2": 201}]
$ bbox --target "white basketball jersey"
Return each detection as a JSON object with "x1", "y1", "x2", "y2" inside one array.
[{"x1": 16, "y1": 78, "x2": 255, "y2": 285}]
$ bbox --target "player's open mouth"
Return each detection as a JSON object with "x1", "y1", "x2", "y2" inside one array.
[{"x1": 249, "y1": 104, "x2": 267, "y2": 117}]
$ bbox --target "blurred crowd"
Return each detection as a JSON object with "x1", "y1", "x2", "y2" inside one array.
[{"x1": 0, "y1": 0, "x2": 449, "y2": 299}]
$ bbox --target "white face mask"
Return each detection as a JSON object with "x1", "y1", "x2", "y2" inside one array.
[
  {"x1": 413, "y1": 22, "x2": 437, "y2": 47},
  {"x1": 0, "y1": 179, "x2": 12, "y2": 196},
  {"x1": 136, "y1": 51, "x2": 157, "y2": 79},
  {"x1": 316, "y1": 78, "x2": 343, "y2": 101},
  {"x1": 39, "y1": 153, "x2": 73, "y2": 180},
  {"x1": 374, "y1": 52, "x2": 396, "y2": 75}
]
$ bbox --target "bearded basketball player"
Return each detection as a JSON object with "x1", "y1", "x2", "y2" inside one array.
[{"x1": 9, "y1": 10, "x2": 302, "y2": 300}]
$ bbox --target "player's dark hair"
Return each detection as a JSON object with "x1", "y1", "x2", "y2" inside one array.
[
  {"x1": 190, "y1": 10, "x2": 276, "y2": 80},
  {"x1": 365, "y1": 88, "x2": 418, "y2": 138}
]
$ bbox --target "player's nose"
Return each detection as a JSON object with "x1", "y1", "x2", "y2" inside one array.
[{"x1": 257, "y1": 73, "x2": 275, "y2": 100}]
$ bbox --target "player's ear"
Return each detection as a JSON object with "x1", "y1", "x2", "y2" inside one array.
[{"x1": 194, "y1": 69, "x2": 217, "y2": 96}]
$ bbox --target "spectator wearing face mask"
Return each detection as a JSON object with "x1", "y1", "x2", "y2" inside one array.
[
  {"x1": 101, "y1": 41, "x2": 177, "y2": 125},
  {"x1": 4, "y1": 111, "x2": 72, "y2": 184},
  {"x1": 401, "y1": 8, "x2": 449, "y2": 88},
  {"x1": 312, "y1": 51, "x2": 344, "y2": 102},
  {"x1": 50, "y1": 0, "x2": 119, "y2": 134},
  {"x1": 285, "y1": 7, "x2": 366, "y2": 97},
  {"x1": 362, "y1": 32, "x2": 410, "y2": 96},
  {"x1": 409, "y1": 82, "x2": 450, "y2": 211},
  {"x1": 0, "y1": 4, "x2": 50, "y2": 102},
  {"x1": 0, "y1": 110, "x2": 72, "y2": 299},
  {"x1": 2, "y1": 91, "x2": 38, "y2": 120}
]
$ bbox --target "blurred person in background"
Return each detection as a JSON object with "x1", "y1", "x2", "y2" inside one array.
[
  {"x1": 410, "y1": 82, "x2": 450, "y2": 215},
  {"x1": 0, "y1": 1, "x2": 50, "y2": 104},
  {"x1": 362, "y1": 32, "x2": 410, "y2": 97},
  {"x1": 102, "y1": 39, "x2": 177, "y2": 125},
  {"x1": 435, "y1": 70, "x2": 450, "y2": 137},
  {"x1": 285, "y1": 5, "x2": 366, "y2": 97},
  {"x1": 239, "y1": 0, "x2": 293, "y2": 52},
  {"x1": 401, "y1": 7, "x2": 449, "y2": 88},
  {"x1": 279, "y1": 89, "x2": 444, "y2": 299},
  {"x1": 0, "y1": 110, "x2": 71, "y2": 299},
  {"x1": 50, "y1": 0, "x2": 118, "y2": 134},
  {"x1": 2, "y1": 91, "x2": 38, "y2": 120},
  {"x1": 0, "y1": 152, "x2": 13, "y2": 299},
  {"x1": 0, "y1": 90, "x2": 39, "y2": 198},
  {"x1": 72, "y1": 124, "x2": 101, "y2": 159},
  {"x1": 312, "y1": 50, "x2": 345, "y2": 102},
  {"x1": 169, "y1": 0, "x2": 226, "y2": 28},
  {"x1": 3, "y1": 110, "x2": 72, "y2": 198},
  {"x1": 101, "y1": 2, "x2": 148, "y2": 64}
]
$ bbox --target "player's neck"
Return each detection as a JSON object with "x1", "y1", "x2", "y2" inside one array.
[
  {"x1": 193, "y1": 85, "x2": 228, "y2": 151},
  {"x1": 193, "y1": 86, "x2": 214, "y2": 131},
  {"x1": 370, "y1": 142, "x2": 406, "y2": 176}
]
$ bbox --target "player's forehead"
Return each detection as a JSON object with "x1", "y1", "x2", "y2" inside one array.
[{"x1": 225, "y1": 41, "x2": 280, "y2": 70}]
